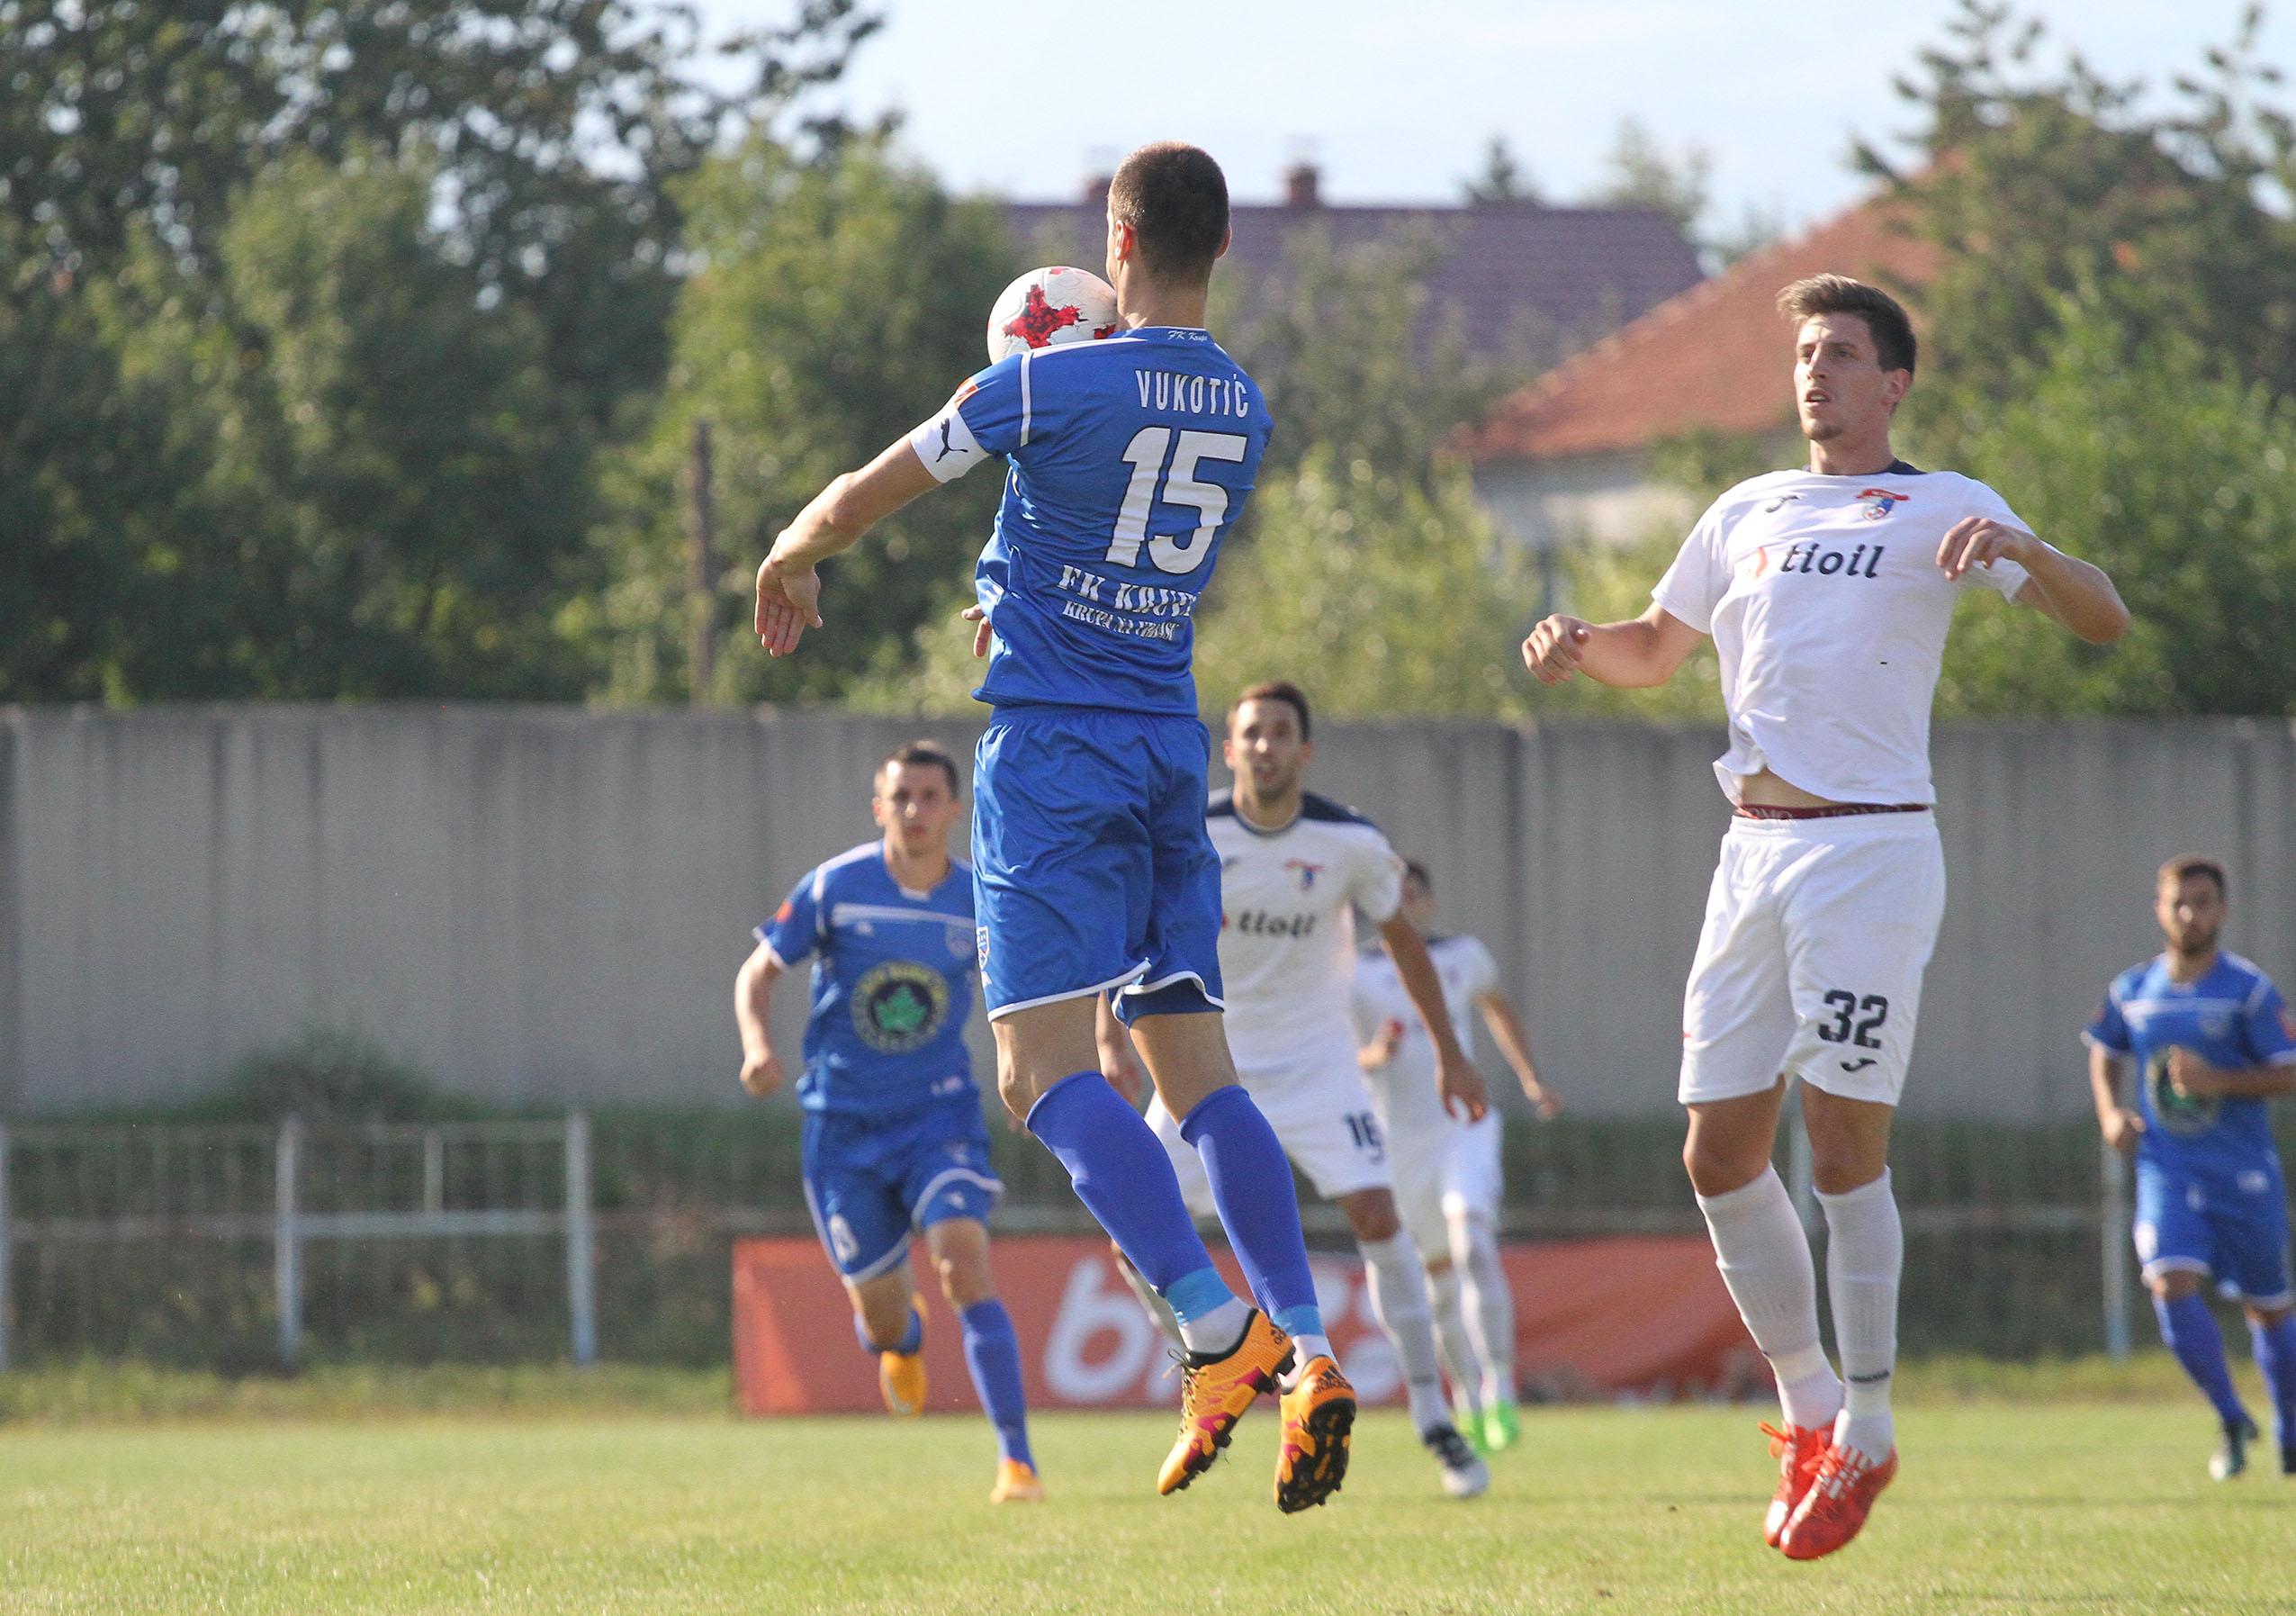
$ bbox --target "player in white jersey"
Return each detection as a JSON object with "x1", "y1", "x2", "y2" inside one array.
[
  {"x1": 1522, "y1": 275, "x2": 2128, "y2": 1559},
  {"x1": 1354, "y1": 858, "x2": 1561, "y2": 1455},
  {"x1": 1116, "y1": 682, "x2": 1495, "y2": 1497}
]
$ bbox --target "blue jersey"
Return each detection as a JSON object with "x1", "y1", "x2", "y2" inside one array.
[
  {"x1": 907, "y1": 328, "x2": 1274, "y2": 715},
  {"x1": 2085, "y1": 952, "x2": 2296, "y2": 1187},
  {"x1": 756, "y1": 843, "x2": 979, "y2": 1120}
]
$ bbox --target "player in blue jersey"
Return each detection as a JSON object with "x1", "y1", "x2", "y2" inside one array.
[
  {"x1": 2086, "y1": 854, "x2": 2296, "y2": 1479},
  {"x1": 734, "y1": 741, "x2": 1042, "y2": 1504},
  {"x1": 751, "y1": 141, "x2": 1354, "y2": 1511}
]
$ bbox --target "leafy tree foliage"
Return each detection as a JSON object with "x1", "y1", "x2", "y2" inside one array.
[
  {"x1": 587, "y1": 136, "x2": 1013, "y2": 704},
  {"x1": 1462, "y1": 136, "x2": 1540, "y2": 205}
]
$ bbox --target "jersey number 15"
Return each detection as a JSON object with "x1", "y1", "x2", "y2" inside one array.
[{"x1": 1103, "y1": 427, "x2": 1249, "y2": 574}]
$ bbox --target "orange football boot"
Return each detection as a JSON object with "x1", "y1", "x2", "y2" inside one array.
[
  {"x1": 1760, "y1": 1422, "x2": 1829, "y2": 1548},
  {"x1": 1274, "y1": 1355, "x2": 1356, "y2": 1512},
  {"x1": 878, "y1": 1295, "x2": 929, "y2": 1416},
  {"x1": 988, "y1": 1458, "x2": 1045, "y2": 1503},
  {"x1": 1157, "y1": 1310, "x2": 1294, "y2": 1495},
  {"x1": 1780, "y1": 1440, "x2": 1898, "y2": 1560}
]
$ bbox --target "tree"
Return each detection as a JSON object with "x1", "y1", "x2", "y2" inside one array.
[
  {"x1": 587, "y1": 135, "x2": 1013, "y2": 704},
  {"x1": 101, "y1": 150, "x2": 596, "y2": 698},
  {"x1": 1594, "y1": 119, "x2": 1711, "y2": 236},
  {"x1": 1462, "y1": 136, "x2": 1539, "y2": 205}
]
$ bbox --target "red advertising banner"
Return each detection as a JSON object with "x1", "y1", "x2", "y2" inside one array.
[{"x1": 733, "y1": 1234, "x2": 1759, "y2": 1416}]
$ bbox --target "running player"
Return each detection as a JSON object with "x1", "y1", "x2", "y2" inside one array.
[
  {"x1": 2087, "y1": 855, "x2": 2296, "y2": 1479},
  {"x1": 1522, "y1": 274, "x2": 2128, "y2": 1557},
  {"x1": 1354, "y1": 857, "x2": 1562, "y2": 1454},
  {"x1": 734, "y1": 741, "x2": 1040, "y2": 1503},
  {"x1": 752, "y1": 142, "x2": 1354, "y2": 1512},
  {"x1": 1120, "y1": 682, "x2": 1492, "y2": 1498}
]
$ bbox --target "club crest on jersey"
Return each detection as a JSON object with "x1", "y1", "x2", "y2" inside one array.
[
  {"x1": 1283, "y1": 859, "x2": 1324, "y2": 892},
  {"x1": 1857, "y1": 487, "x2": 1908, "y2": 520}
]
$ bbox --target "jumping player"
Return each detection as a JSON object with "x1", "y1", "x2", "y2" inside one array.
[
  {"x1": 734, "y1": 742, "x2": 1040, "y2": 1503},
  {"x1": 1522, "y1": 274, "x2": 2128, "y2": 1557},
  {"x1": 2087, "y1": 855, "x2": 2296, "y2": 1479},
  {"x1": 1355, "y1": 857, "x2": 1562, "y2": 1454},
  {"x1": 1119, "y1": 683, "x2": 1493, "y2": 1498},
  {"x1": 752, "y1": 142, "x2": 1355, "y2": 1512}
]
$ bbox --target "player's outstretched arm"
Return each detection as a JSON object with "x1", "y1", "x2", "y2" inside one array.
[
  {"x1": 1474, "y1": 989, "x2": 1560, "y2": 1119},
  {"x1": 2087, "y1": 1044, "x2": 2142, "y2": 1154},
  {"x1": 734, "y1": 941, "x2": 787, "y2": 1097},
  {"x1": 755, "y1": 438, "x2": 941, "y2": 657},
  {"x1": 1375, "y1": 914, "x2": 1489, "y2": 1123},
  {"x1": 1937, "y1": 519, "x2": 2129, "y2": 645},
  {"x1": 1521, "y1": 604, "x2": 1705, "y2": 690}
]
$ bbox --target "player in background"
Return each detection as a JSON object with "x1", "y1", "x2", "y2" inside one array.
[
  {"x1": 1354, "y1": 858, "x2": 1562, "y2": 1454},
  {"x1": 1522, "y1": 275, "x2": 2128, "y2": 1557},
  {"x1": 1112, "y1": 682, "x2": 1494, "y2": 1498},
  {"x1": 734, "y1": 743, "x2": 1041, "y2": 1504},
  {"x1": 752, "y1": 142, "x2": 1356, "y2": 1512},
  {"x1": 2087, "y1": 855, "x2": 2296, "y2": 1479}
]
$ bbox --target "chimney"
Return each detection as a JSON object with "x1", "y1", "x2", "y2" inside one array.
[{"x1": 1283, "y1": 161, "x2": 1320, "y2": 210}]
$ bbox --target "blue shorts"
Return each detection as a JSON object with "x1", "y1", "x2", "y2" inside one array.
[
  {"x1": 800, "y1": 1096, "x2": 1002, "y2": 1283},
  {"x1": 972, "y1": 706, "x2": 1224, "y2": 1023},
  {"x1": 2135, "y1": 1163, "x2": 2293, "y2": 1307}
]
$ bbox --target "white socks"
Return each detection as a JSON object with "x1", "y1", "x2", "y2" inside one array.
[
  {"x1": 1452, "y1": 1212, "x2": 1519, "y2": 1408},
  {"x1": 1697, "y1": 1165, "x2": 1841, "y2": 1434},
  {"x1": 1359, "y1": 1232, "x2": 1452, "y2": 1432},
  {"x1": 1819, "y1": 1169, "x2": 1902, "y2": 1464},
  {"x1": 1427, "y1": 1262, "x2": 1484, "y2": 1416}
]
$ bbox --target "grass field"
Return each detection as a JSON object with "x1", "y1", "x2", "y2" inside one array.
[{"x1": 5, "y1": 1395, "x2": 2292, "y2": 1615}]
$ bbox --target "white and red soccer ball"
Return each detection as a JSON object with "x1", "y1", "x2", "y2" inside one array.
[{"x1": 986, "y1": 266, "x2": 1120, "y2": 362}]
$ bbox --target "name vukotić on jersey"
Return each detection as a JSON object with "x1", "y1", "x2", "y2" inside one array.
[
  {"x1": 907, "y1": 329, "x2": 1274, "y2": 716},
  {"x1": 1210, "y1": 790, "x2": 1405, "y2": 1072},
  {"x1": 2085, "y1": 952, "x2": 2296, "y2": 1184},
  {"x1": 1652, "y1": 464, "x2": 2031, "y2": 806},
  {"x1": 758, "y1": 843, "x2": 979, "y2": 1120}
]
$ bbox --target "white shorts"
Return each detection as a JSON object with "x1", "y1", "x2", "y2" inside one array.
[
  {"x1": 1146, "y1": 1043, "x2": 1391, "y2": 1214},
  {"x1": 1678, "y1": 809, "x2": 1945, "y2": 1108},
  {"x1": 1381, "y1": 1107, "x2": 1502, "y2": 1263}
]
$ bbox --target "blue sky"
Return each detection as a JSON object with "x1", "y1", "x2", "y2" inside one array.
[{"x1": 690, "y1": 0, "x2": 2292, "y2": 230}]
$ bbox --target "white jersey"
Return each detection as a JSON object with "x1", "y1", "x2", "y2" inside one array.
[
  {"x1": 1652, "y1": 465, "x2": 2030, "y2": 806},
  {"x1": 1211, "y1": 789, "x2": 1405, "y2": 1071},
  {"x1": 1352, "y1": 934, "x2": 1499, "y2": 1125}
]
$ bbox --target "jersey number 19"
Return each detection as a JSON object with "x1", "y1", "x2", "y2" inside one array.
[{"x1": 1104, "y1": 428, "x2": 1249, "y2": 574}]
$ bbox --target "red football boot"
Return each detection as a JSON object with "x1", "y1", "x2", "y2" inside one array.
[{"x1": 1780, "y1": 1439, "x2": 1898, "y2": 1561}]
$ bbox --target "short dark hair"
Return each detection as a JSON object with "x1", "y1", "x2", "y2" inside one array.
[
  {"x1": 878, "y1": 740, "x2": 961, "y2": 797},
  {"x1": 1230, "y1": 680, "x2": 1310, "y2": 741},
  {"x1": 1778, "y1": 274, "x2": 1917, "y2": 376},
  {"x1": 2158, "y1": 854, "x2": 2228, "y2": 898},
  {"x1": 1402, "y1": 859, "x2": 1432, "y2": 891},
  {"x1": 1108, "y1": 141, "x2": 1229, "y2": 286}
]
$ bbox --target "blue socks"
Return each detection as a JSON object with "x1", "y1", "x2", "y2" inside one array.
[
  {"x1": 960, "y1": 1299, "x2": 1034, "y2": 1468},
  {"x1": 856, "y1": 1305, "x2": 923, "y2": 1357},
  {"x1": 2156, "y1": 1291, "x2": 2246, "y2": 1425},
  {"x1": 1026, "y1": 1071, "x2": 1227, "y2": 1300},
  {"x1": 2248, "y1": 1311, "x2": 2296, "y2": 1447},
  {"x1": 1180, "y1": 1085, "x2": 1325, "y2": 1341}
]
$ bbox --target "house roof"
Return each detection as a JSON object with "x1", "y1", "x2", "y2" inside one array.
[
  {"x1": 1004, "y1": 186, "x2": 1703, "y2": 371},
  {"x1": 1463, "y1": 194, "x2": 1939, "y2": 464}
]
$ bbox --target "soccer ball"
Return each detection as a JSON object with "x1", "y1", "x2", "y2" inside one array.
[{"x1": 986, "y1": 266, "x2": 1120, "y2": 362}]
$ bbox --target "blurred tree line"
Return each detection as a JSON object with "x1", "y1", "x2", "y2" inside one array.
[{"x1": 7, "y1": 1, "x2": 2296, "y2": 718}]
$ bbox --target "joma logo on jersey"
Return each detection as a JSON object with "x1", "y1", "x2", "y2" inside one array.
[
  {"x1": 1283, "y1": 859, "x2": 1324, "y2": 892},
  {"x1": 1751, "y1": 541, "x2": 1886, "y2": 580},
  {"x1": 1229, "y1": 909, "x2": 1318, "y2": 939}
]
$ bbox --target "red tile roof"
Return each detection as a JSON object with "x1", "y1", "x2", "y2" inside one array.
[
  {"x1": 1463, "y1": 195, "x2": 1938, "y2": 463},
  {"x1": 1004, "y1": 198, "x2": 1703, "y2": 371}
]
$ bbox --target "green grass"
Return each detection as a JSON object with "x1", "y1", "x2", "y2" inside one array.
[{"x1": 5, "y1": 1402, "x2": 2291, "y2": 1614}]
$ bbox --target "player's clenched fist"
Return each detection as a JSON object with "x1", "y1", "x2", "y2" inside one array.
[
  {"x1": 738, "y1": 1050, "x2": 784, "y2": 1098},
  {"x1": 1934, "y1": 516, "x2": 2038, "y2": 582},
  {"x1": 1521, "y1": 615, "x2": 1592, "y2": 685}
]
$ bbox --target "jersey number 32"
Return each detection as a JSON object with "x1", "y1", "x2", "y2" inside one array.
[{"x1": 1103, "y1": 428, "x2": 1248, "y2": 574}]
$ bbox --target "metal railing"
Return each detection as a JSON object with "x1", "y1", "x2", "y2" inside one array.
[{"x1": 0, "y1": 1116, "x2": 598, "y2": 1371}]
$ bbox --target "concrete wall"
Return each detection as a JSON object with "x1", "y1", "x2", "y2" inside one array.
[{"x1": 5, "y1": 706, "x2": 2292, "y2": 1120}]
